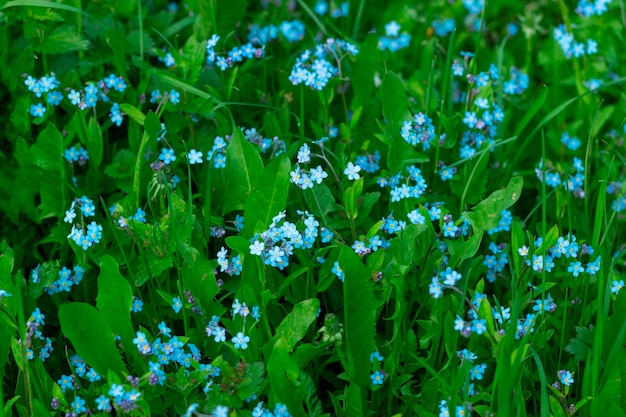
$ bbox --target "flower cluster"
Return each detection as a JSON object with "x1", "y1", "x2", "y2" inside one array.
[
  {"x1": 378, "y1": 21, "x2": 411, "y2": 52},
  {"x1": 355, "y1": 150, "x2": 381, "y2": 173},
  {"x1": 554, "y1": 24, "x2": 598, "y2": 59},
  {"x1": 24, "y1": 73, "x2": 61, "y2": 117},
  {"x1": 64, "y1": 145, "x2": 90, "y2": 166},
  {"x1": 432, "y1": 18, "x2": 456, "y2": 36},
  {"x1": 518, "y1": 234, "x2": 601, "y2": 278},
  {"x1": 536, "y1": 157, "x2": 585, "y2": 198},
  {"x1": 248, "y1": 211, "x2": 328, "y2": 270},
  {"x1": 289, "y1": 38, "x2": 358, "y2": 90},
  {"x1": 244, "y1": 127, "x2": 287, "y2": 155},
  {"x1": 65, "y1": 196, "x2": 104, "y2": 251},
  {"x1": 183, "y1": 135, "x2": 230, "y2": 169},
  {"x1": 429, "y1": 267, "x2": 463, "y2": 299},
  {"x1": 483, "y1": 242, "x2": 509, "y2": 282},
  {"x1": 109, "y1": 102, "x2": 124, "y2": 126},
  {"x1": 378, "y1": 165, "x2": 428, "y2": 202},
  {"x1": 43, "y1": 265, "x2": 85, "y2": 295},
  {"x1": 314, "y1": 0, "x2": 349, "y2": 18},
  {"x1": 331, "y1": 261, "x2": 344, "y2": 281},
  {"x1": 206, "y1": 34, "x2": 264, "y2": 71},
  {"x1": 463, "y1": 0, "x2": 485, "y2": 14},
  {"x1": 149, "y1": 89, "x2": 180, "y2": 105},
  {"x1": 561, "y1": 131, "x2": 582, "y2": 151},
  {"x1": 370, "y1": 351, "x2": 386, "y2": 386},
  {"x1": 576, "y1": 0, "x2": 611, "y2": 17},
  {"x1": 487, "y1": 209, "x2": 513, "y2": 235},
  {"x1": 400, "y1": 112, "x2": 438, "y2": 150},
  {"x1": 290, "y1": 143, "x2": 329, "y2": 189},
  {"x1": 216, "y1": 247, "x2": 242, "y2": 276},
  {"x1": 584, "y1": 78, "x2": 603, "y2": 91},
  {"x1": 503, "y1": 67, "x2": 530, "y2": 95},
  {"x1": 25, "y1": 308, "x2": 53, "y2": 362},
  {"x1": 351, "y1": 234, "x2": 388, "y2": 256}
]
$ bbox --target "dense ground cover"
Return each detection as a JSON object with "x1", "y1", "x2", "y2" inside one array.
[{"x1": 0, "y1": 0, "x2": 625, "y2": 416}]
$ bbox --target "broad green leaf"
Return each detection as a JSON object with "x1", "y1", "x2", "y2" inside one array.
[
  {"x1": 267, "y1": 337, "x2": 306, "y2": 416},
  {"x1": 446, "y1": 230, "x2": 484, "y2": 269},
  {"x1": 0, "y1": 248, "x2": 16, "y2": 380},
  {"x1": 463, "y1": 176, "x2": 523, "y2": 231},
  {"x1": 38, "y1": 26, "x2": 90, "y2": 54},
  {"x1": 223, "y1": 129, "x2": 264, "y2": 214},
  {"x1": 154, "y1": 73, "x2": 221, "y2": 105},
  {"x1": 105, "y1": 149, "x2": 136, "y2": 179},
  {"x1": 135, "y1": 253, "x2": 172, "y2": 287},
  {"x1": 1, "y1": 0, "x2": 86, "y2": 14},
  {"x1": 339, "y1": 245, "x2": 375, "y2": 410},
  {"x1": 511, "y1": 221, "x2": 525, "y2": 275},
  {"x1": 59, "y1": 302, "x2": 126, "y2": 377},
  {"x1": 303, "y1": 183, "x2": 335, "y2": 226},
  {"x1": 387, "y1": 131, "x2": 430, "y2": 172},
  {"x1": 242, "y1": 153, "x2": 290, "y2": 237},
  {"x1": 119, "y1": 104, "x2": 146, "y2": 126},
  {"x1": 351, "y1": 35, "x2": 378, "y2": 110},
  {"x1": 381, "y1": 72, "x2": 410, "y2": 137},
  {"x1": 178, "y1": 242, "x2": 219, "y2": 313},
  {"x1": 96, "y1": 255, "x2": 142, "y2": 370},
  {"x1": 87, "y1": 117, "x2": 103, "y2": 168},
  {"x1": 276, "y1": 299, "x2": 320, "y2": 352},
  {"x1": 565, "y1": 325, "x2": 595, "y2": 361},
  {"x1": 32, "y1": 124, "x2": 66, "y2": 218},
  {"x1": 132, "y1": 111, "x2": 160, "y2": 207}
]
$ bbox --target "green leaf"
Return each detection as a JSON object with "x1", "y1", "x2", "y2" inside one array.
[
  {"x1": 105, "y1": 149, "x2": 136, "y2": 179},
  {"x1": 38, "y1": 26, "x2": 90, "y2": 54},
  {"x1": 32, "y1": 124, "x2": 65, "y2": 218},
  {"x1": 463, "y1": 176, "x2": 523, "y2": 231},
  {"x1": 119, "y1": 104, "x2": 146, "y2": 126},
  {"x1": 1, "y1": 0, "x2": 87, "y2": 14},
  {"x1": 511, "y1": 221, "x2": 525, "y2": 275},
  {"x1": 154, "y1": 73, "x2": 221, "y2": 105},
  {"x1": 178, "y1": 242, "x2": 219, "y2": 313},
  {"x1": 96, "y1": 255, "x2": 142, "y2": 370},
  {"x1": 276, "y1": 299, "x2": 320, "y2": 352},
  {"x1": 132, "y1": 111, "x2": 160, "y2": 207},
  {"x1": 446, "y1": 231, "x2": 484, "y2": 269},
  {"x1": 242, "y1": 153, "x2": 290, "y2": 237},
  {"x1": 223, "y1": 130, "x2": 264, "y2": 214},
  {"x1": 303, "y1": 183, "x2": 336, "y2": 225},
  {"x1": 267, "y1": 337, "x2": 306, "y2": 416},
  {"x1": 87, "y1": 117, "x2": 103, "y2": 168},
  {"x1": 381, "y1": 72, "x2": 410, "y2": 137},
  {"x1": 135, "y1": 254, "x2": 172, "y2": 287},
  {"x1": 59, "y1": 302, "x2": 127, "y2": 377},
  {"x1": 339, "y1": 246, "x2": 375, "y2": 414},
  {"x1": 565, "y1": 325, "x2": 595, "y2": 361},
  {"x1": 215, "y1": 0, "x2": 248, "y2": 35},
  {"x1": 381, "y1": 72, "x2": 429, "y2": 171}
]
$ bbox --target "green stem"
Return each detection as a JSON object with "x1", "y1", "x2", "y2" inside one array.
[{"x1": 138, "y1": 0, "x2": 144, "y2": 61}]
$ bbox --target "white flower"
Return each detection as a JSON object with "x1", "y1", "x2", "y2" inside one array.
[{"x1": 344, "y1": 162, "x2": 361, "y2": 180}]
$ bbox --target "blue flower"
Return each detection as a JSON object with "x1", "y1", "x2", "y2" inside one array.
[
  {"x1": 232, "y1": 332, "x2": 250, "y2": 349},
  {"x1": 371, "y1": 370, "x2": 385, "y2": 385},
  {"x1": 559, "y1": 370, "x2": 574, "y2": 386},
  {"x1": 172, "y1": 297, "x2": 183, "y2": 313},
  {"x1": 29, "y1": 103, "x2": 46, "y2": 117},
  {"x1": 470, "y1": 363, "x2": 487, "y2": 380},
  {"x1": 159, "y1": 148, "x2": 176, "y2": 165},
  {"x1": 169, "y1": 89, "x2": 180, "y2": 105},
  {"x1": 187, "y1": 149, "x2": 203, "y2": 164}
]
